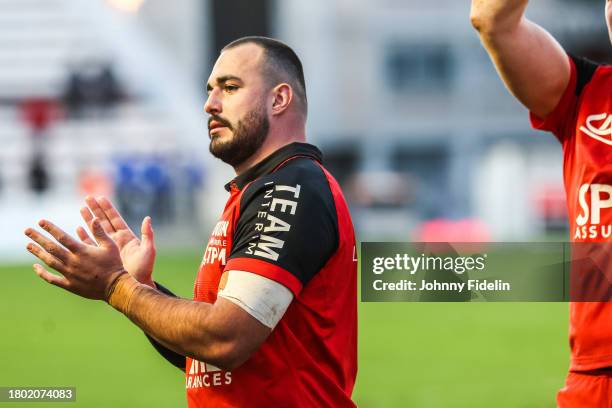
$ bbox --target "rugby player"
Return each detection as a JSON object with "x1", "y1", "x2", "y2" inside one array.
[
  {"x1": 24, "y1": 36, "x2": 358, "y2": 407},
  {"x1": 471, "y1": 1, "x2": 612, "y2": 405}
]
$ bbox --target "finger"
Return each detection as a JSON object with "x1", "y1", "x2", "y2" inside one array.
[
  {"x1": 98, "y1": 197, "x2": 132, "y2": 233},
  {"x1": 25, "y1": 228, "x2": 70, "y2": 263},
  {"x1": 85, "y1": 196, "x2": 115, "y2": 233},
  {"x1": 37, "y1": 220, "x2": 82, "y2": 253},
  {"x1": 79, "y1": 206, "x2": 99, "y2": 244},
  {"x1": 76, "y1": 226, "x2": 96, "y2": 246},
  {"x1": 80, "y1": 206, "x2": 94, "y2": 225},
  {"x1": 140, "y1": 216, "x2": 155, "y2": 246},
  {"x1": 90, "y1": 218, "x2": 114, "y2": 247},
  {"x1": 33, "y1": 263, "x2": 70, "y2": 289},
  {"x1": 26, "y1": 242, "x2": 68, "y2": 274}
]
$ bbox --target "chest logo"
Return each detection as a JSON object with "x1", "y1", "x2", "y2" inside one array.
[
  {"x1": 579, "y1": 113, "x2": 612, "y2": 146},
  {"x1": 202, "y1": 220, "x2": 229, "y2": 266},
  {"x1": 574, "y1": 183, "x2": 612, "y2": 240}
]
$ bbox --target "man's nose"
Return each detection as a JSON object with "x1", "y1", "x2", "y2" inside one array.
[{"x1": 204, "y1": 90, "x2": 221, "y2": 115}]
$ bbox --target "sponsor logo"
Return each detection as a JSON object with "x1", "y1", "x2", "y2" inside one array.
[
  {"x1": 186, "y1": 359, "x2": 232, "y2": 389},
  {"x1": 245, "y1": 182, "x2": 301, "y2": 261},
  {"x1": 202, "y1": 220, "x2": 229, "y2": 266},
  {"x1": 574, "y1": 183, "x2": 612, "y2": 239},
  {"x1": 579, "y1": 113, "x2": 612, "y2": 146}
]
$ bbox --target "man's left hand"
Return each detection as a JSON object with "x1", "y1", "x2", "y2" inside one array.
[{"x1": 25, "y1": 218, "x2": 127, "y2": 301}]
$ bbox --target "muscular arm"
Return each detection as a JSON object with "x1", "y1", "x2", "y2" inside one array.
[
  {"x1": 108, "y1": 273, "x2": 271, "y2": 371},
  {"x1": 470, "y1": 0, "x2": 570, "y2": 118},
  {"x1": 143, "y1": 282, "x2": 186, "y2": 371}
]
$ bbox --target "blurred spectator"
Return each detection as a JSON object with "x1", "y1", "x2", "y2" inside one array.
[
  {"x1": 20, "y1": 98, "x2": 61, "y2": 194},
  {"x1": 115, "y1": 160, "x2": 149, "y2": 229},
  {"x1": 183, "y1": 161, "x2": 204, "y2": 214},
  {"x1": 63, "y1": 62, "x2": 124, "y2": 118},
  {"x1": 20, "y1": 98, "x2": 62, "y2": 134},
  {"x1": 114, "y1": 157, "x2": 180, "y2": 229},
  {"x1": 143, "y1": 160, "x2": 174, "y2": 224},
  {"x1": 28, "y1": 152, "x2": 49, "y2": 194}
]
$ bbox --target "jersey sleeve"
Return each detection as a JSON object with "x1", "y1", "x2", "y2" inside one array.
[
  {"x1": 530, "y1": 54, "x2": 598, "y2": 142},
  {"x1": 225, "y1": 159, "x2": 339, "y2": 296}
]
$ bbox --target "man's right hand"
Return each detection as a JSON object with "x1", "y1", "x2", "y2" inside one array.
[
  {"x1": 470, "y1": 0, "x2": 570, "y2": 118},
  {"x1": 78, "y1": 196, "x2": 157, "y2": 288}
]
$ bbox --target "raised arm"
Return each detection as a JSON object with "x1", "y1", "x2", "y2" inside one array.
[{"x1": 470, "y1": 0, "x2": 570, "y2": 118}]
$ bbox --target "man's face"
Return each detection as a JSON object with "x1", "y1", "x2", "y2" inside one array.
[{"x1": 205, "y1": 44, "x2": 270, "y2": 168}]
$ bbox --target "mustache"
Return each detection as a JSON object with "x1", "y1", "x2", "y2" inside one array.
[{"x1": 208, "y1": 115, "x2": 232, "y2": 130}]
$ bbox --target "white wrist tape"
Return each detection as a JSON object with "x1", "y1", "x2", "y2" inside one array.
[{"x1": 218, "y1": 270, "x2": 293, "y2": 329}]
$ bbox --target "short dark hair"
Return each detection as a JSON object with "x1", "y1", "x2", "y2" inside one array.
[{"x1": 223, "y1": 36, "x2": 307, "y2": 115}]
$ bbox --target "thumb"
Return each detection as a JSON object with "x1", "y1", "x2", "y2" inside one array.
[
  {"x1": 91, "y1": 218, "x2": 113, "y2": 246},
  {"x1": 140, "y1": 216, "x2": 155, "y2": 247}
]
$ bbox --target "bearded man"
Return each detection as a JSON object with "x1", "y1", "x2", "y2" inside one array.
[{"x1": 25, "y1": 36, "x2": 358, "y2": 408}]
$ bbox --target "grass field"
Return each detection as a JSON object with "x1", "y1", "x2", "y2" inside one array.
[{"x1": 1, "y1": 251, "x2": 568, "y2": 407}]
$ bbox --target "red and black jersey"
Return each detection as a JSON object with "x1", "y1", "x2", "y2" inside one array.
[
  {"x1": 531, "y1": 55, "x2": 612, "y2": 371},
  {"x1": 186, "y1": 142, "x2": 358, "y2": 407}
]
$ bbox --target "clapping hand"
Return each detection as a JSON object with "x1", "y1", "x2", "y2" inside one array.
[
  {"x1": 77, "y1": 197, "x2": 157, "y2": 288},
  {"x1": 25, "y1": 218, "x2": 126, "y2": 300}
]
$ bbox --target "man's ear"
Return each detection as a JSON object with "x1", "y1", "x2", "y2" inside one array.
[{"x1": 271, "y1": 83, "x2": 293, "y2": 116}]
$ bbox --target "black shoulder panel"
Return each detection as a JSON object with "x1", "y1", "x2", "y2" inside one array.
[
  {"x1": 570, "y1": 54, "x2": 599, "y2": 96},
  {"x1": 229, "y1": 157, "x2": 339, "y2": 287}
]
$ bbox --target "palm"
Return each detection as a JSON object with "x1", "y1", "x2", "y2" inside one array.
[
  {"x1": 79, "y1": 197, "x2": 156, "y2": 287},
  {"x1": 111, "y1": 228, "x2": 155, "y2": 282}
]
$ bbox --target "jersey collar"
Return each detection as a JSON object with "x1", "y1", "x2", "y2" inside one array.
[{"x1": 225, "y1": 142, "x2": 323, "y2": 191}]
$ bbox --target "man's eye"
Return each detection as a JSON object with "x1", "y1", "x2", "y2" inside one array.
[{"x1": 224, "y1": 85, "x2": 239, "y2": 93}]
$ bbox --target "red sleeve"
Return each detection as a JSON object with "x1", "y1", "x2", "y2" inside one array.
[{"x1": 529, "y1": 55, "x2": 578, "y2": 142}]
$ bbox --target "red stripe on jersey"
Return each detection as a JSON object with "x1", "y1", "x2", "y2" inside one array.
[{"x1": 225, "y1": 257, "x2": 303, "y2": 295}]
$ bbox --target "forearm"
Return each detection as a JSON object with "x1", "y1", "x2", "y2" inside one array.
[
  {"x1": 143, "y1": 282, "x2": 186, "y2": 371},
  {"x1": 470, "y1": 0, "x2": 529, "y2": 35},
  {"x1": 470, "y1": 0, "x2": 535, "y2": 79},
  {"x1": 470, "y1": 0, "x2": 569, "y2": 117},
  {"x1": 107, "y1": 274, "x2": 235, "y2": 368}
]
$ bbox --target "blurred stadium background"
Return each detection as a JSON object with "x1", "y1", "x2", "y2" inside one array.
[{"x1": 1, "y1": 0, "x2": 609, "y2": 406}]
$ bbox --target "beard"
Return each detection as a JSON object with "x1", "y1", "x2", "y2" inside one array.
[{"x1": 208, "y1": 105, "x2": 269, "y2": 168}]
